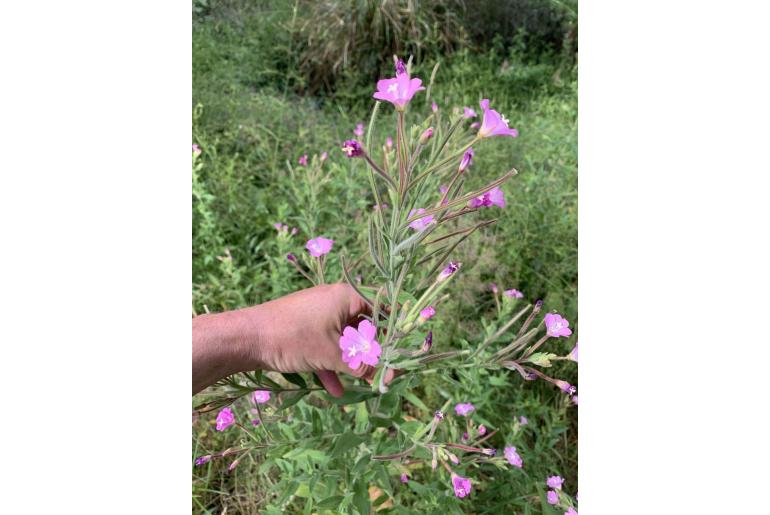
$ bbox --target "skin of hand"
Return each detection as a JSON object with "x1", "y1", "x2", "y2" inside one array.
[{"x1": 192, "y1": 284, "x2": 397, "y2": 396}]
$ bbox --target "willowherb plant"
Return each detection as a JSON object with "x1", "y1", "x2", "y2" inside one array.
[{"x1": 193, "y1": 56, "x2": 577, "y2": 510}]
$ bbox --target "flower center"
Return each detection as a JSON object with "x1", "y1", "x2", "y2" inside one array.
[
  {"x1": 501, "y1": 113, "x2": 510, "y2": 125},
  {"x1": 387, "y1": 83, "x2": 398, "y2": 94}
]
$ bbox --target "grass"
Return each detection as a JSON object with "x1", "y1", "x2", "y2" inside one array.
[{"x1": 193, "y1": 1, "x2": 577, "y2": 512}]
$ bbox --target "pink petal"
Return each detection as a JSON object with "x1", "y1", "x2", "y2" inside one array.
[{"x1": 358, "y1": 319, "x2": 377, "y2": 341}]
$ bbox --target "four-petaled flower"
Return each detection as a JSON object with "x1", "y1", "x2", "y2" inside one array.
[
  {"x1": 547, "y1": 475, "x2": 564, "y2": 490},
  {"x1": 469, "y1": 186, "x2": 506, "y2": 208},
  {"x1": 419, "y1": 306, "x2": 435, "y2": 321},
  {"x1": 305, "y1": 237, "x2": 334, "y2": 257},
  {"x1": 339, "y1": 319, "x2": 381, "y2": 370},
  {"x1": 408, "y1": 208, "x2": 434, "y2": 231},
  {"x1": 547, "y1": 490, "x2": 559, "y2": 505},
  {"x1": 505, "y1": 288, "x2": 524, "y2": 299},
  {"x1": 353, "y1": 122, "x2": 364, "y2": 137},
  {"x1": 373, "y1": 58, "x2": 425, "y2": 109},
  {"x1": 252, "y1": 390, "x2": 271, "y2": 404},
  {"x1": 341, "y1": 139, "x2": 363, "y2": 157},
  {"x1": 452, "y1": 475, "x2": 472, "y2": 498},
  {"x1": 298, "y1": 154, "x2": 308, "y2": 166},
  {"x1": 478, "y1": 98, "x2": 519, "y2": 138},
  {"x1": 504, "y1": 446, "x2": 523, "y2": 468},
  {"x1": 545, "y1": 313, "x2": 572, "y2": 337},
  {"x1": 455, "y1": 402, "x2": 475, "y2": 416},
  {"x1": 215, "y1": 407, "x2": 235, "y2": 431}
]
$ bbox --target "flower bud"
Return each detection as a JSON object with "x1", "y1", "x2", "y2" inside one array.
[
  {"x1": 478, "y1": 424, "x2": 487, "y2": 436},
  {"x1": 228, "y1": 458, "x2": 241, "y2": 471},
  {"x1": 341, "y1": 139, "x2": 363, "y2": 157},
  {"x1": 432, "y1": 101, "x2": 438, "y2": 113},
  {"x1": 438, "y1": 261, "x2": 462, "y2": 282},
  {"x1": 396, "y1": 59, "x2": 407, "y2": 76},
  {"x1": 386, "y1": 136, "x2": 393, "y2": 150},
  {"x1": 320, "y1": 151, "x2": 328, "y2": 161},
  {"x1": 418, "y1": 306, "x2": 435, "y2": 323},
  {"x1": 421, "y1": 331, "x2": 433, "y2": 353},
  {"x1": 400, "y1": 473, "x2": 409, "y2": 484},
  {"x1": 447, "y1": 451, "x2": 460, "y2": 465},
  {"x1": 286, "y1": 253, "x2": 297, "y2": 262},
  {"x1": 482, "y1": 448, "x2": 497, "y2": 456},
  {"x1": 555, "y1": 379, "x2": 576, "y2": 395},
  {"x1": 194, "y1": 455, "x2": 211, "y2": 466},
  {"x1": 458, "y1": 148, "x2": 474, "y2": 173},
  {"x1": 490, "y1": 283, "x2": 498, "y2": 294},
  {"x1": 419, "y1": 127, "x2": 434, "y2": 145}
]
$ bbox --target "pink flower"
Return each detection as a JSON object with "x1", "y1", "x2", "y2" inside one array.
[
  {"x1": 291, "y1": 227, "x2": 298, "y2": 236},
  {"x1": 478, "y1": 424, "x2": 487, "y2": 435},
  {"x1": 439, "y1": 184, "x2": 448, "y2": 194},
  {"x1": 469, "y1": 186, "x2": 506, "y2": 208},
  {"x1": 408, "y1": 208, "x2": 434, "y2": 231},
  {"x1": 252, "y1": 390, "x2": 271, "y2": 404},
  {"x1": 462, "y1": 432, "x2": 469, "y2": 441},
  {"x1": 386, "y1": 136, "x2": 393, "y2": 150},
  {"x1": 572, "y1": 395, "x2": 578, "y2": 405},
  {"x1": 438, "y1": 261, "x2": 461, "y2": 281},
  {"x1": 305, "y1": 236, "x2": 334, "y2": 257},
  {"x1": 505, "y1": 288, "x2": 524, "y2": 299},
  {"x1": 470, "y1": 122, "x2": 480, "y2": 129},
  {"x1": 273, "y1": 222, "x2": 282, "y2": 230},
  {"x1": 400, "y1": 473, "x2": 409, "y2": 484},
  {"x1": 504, "y1": 446, "x2": 523, "y2": 468},
  {"x1": 569, "y1": 342, "x2": 578, "y2": 362},
  {"x1": 452, "y1": 475, "x2": 472, "y2": 498},
  {"x1": 458, "y1": 147, "x2": 474, "y2": 173},
  {"x1": 454, "y1": 402, "x2": 475, "y2": 416},
  {"x1": 432, "y1": 101, "x2": 438, "y2": 112},
  {"x1": 419, "y1": 306, "x2": 435, "y2": 320},
  {"x1": 566, "y1": 508, "x2": 578, "y2": 515},
  {"x1": 320, "y1": 151, "x2": 328, "y2": 161},
  {"x1": 286, "y1": 253, "x2": 297, "y2": 262},
  {"x1": 341, "y1": 139, "x2": 363, "y2": 157},
  {"x1": 298, "y1": 154, "x2": 308, "y2": 166},
  {"x1": 339, "y1": 319, "x2": 381, "y2": 369},
  {"x1": 192, "y1": 144, "x2": 202, "y2": 156},
  {"x1": 463, "y1": 107, "x2": 477, "y2": 119},
  {"x1": 547, "y1": 490, "x2": 559, "y2": 505},
  {"x1": 195, "y1": 455, "x2": 211, "y2": 466},
  {"x1": 419, "y1": 127, "x2": 434, "y2": 144},
  {"x1": 547, "y1": 475, "x2": 564, "y2": 490},
  {"x1": 478, "y1": 99, "x2": 518, "y2": 138},
  {"x1": 490, "y1": 283, "x2": 499, "y2": 294},
  {"x1": 215, "y1": 407, "x2": 235, "y2": 431},
  {"x1": 545, "y1": 313, "x2": 572, "y2": 337},
  {"x1": 251, "y1": 418, "x2": 261, "y2": 426},
  {"x1": 372, "y1": 58, "x2": 425, "y2": 108},
  {"x1": 353, "y1": 123, "x2": 364, "y2": 137},
  {"x1": 520, "y1": 415, "x2": 529, "y2": 425}
]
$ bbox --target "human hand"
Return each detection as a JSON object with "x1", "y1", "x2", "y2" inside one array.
[{"x1": 192, "y1": 284, "x2": 397, "y2": 396}]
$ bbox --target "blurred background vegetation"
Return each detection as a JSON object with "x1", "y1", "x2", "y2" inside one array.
[{"x1": 193, "y1": 0, "x2": 577, "y2": 512}]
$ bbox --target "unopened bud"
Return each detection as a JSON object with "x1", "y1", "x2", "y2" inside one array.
[
  {"x1": 438, "y1": 261, "x2": 461, "y2": 282},
  {"x1": 421, "y1": 331, "x2": 433, "y2": 353},
  {"x1": 286, "y1": 253, "x2": 297, "y2": 262},
  {"x1": 419, "y1": 127, "x2": 434, "y2": 145},
  {"x1": 228, "y1": 458, "x2": 241, "y2": 471},
  {"x1": 478, "y1": 424, "x2": 487, "y2": 436},
  {"x1": 395, "y1": 59, "x2": 407, "y2": 76},
  {"x1": 458, "y1": 148, "x2": 474, "y2": 173},
  {"x1": 447, "y1": 451, "x2": 460, "y2": 465},
  {"x1": 482, "y1": 448, "x2": 497, "y2": 456}
]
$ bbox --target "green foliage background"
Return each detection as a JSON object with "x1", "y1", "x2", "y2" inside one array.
[{"x1": 193, "y1": 0, "x2": 577, "y2": 512}]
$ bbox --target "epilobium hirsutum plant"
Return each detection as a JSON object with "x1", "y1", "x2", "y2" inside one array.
[{"x1": 193, "y1": 57, "x2": 577, "y2": 510}]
